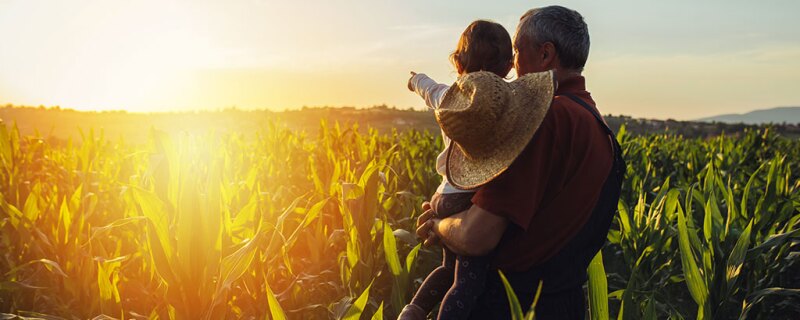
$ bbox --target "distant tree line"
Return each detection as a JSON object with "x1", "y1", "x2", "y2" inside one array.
[
  {"x1": 2, "y1": 104, "x2": 799, "y2": 140},
  {"x1": 605, "y1": 115, "x2": 800, "y2": 139}
]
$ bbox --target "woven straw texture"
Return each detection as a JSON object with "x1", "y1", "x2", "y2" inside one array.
[{"x1": 436, "y1": 70, "x2": 554, "y2": 189}]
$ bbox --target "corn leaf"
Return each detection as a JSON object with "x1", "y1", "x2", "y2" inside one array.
[
  {"x1": 343, "y1": 281, "x2": 372, "y2": 320},
  {"x1": 265, "y1": 281, "x2": 287, "y2": 320},
  {"x1": 676, "y1": 205, "x2": 708, "y2": 317},
  {"x1": 588, "y1": 251, "x2": 609, "y2": 320}
]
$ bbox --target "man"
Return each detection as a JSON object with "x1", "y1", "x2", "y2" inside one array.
[{"x1": 416, "y1": 6, "x2": 625, "y2": 319}]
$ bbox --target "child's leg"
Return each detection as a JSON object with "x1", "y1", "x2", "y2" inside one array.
[
  {"x1": 408, "y1": 248, "x2": 456, "y2": 312},
  {"x1": 401, "y1": 192, "x2": 475, "y2": 319},
  {"x1": 436, "y1": 254, "x2": 493, "y2": 320},
  {"x1": 432, "y1": 192, "x2": 475, "y2": 218}
]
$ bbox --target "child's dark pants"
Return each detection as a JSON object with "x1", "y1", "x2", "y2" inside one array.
[{"x1": 409, "y1": 192, "x2": 491, "y2": 320}]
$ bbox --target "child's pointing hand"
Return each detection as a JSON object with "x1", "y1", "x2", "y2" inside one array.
[{"x1": 407, "y1": 71, "x2": 417, "y2": 92}]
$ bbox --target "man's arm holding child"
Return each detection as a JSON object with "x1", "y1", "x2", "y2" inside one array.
[{"x1": 416, "y1": 203, "x2": 508, "y2": 256}]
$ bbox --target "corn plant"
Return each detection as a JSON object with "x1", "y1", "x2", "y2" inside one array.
[{"x1": 0, "y1": 119, "x2": 797, "y2": 319}]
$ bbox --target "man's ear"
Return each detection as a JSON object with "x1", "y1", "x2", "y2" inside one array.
[{"x1": 540, "y1": 42, "x2": 558, "y2": 69}]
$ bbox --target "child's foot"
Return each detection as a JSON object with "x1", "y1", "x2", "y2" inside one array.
[{"x1": 397, "y1": 304, "x2": 427, "y2": 320}]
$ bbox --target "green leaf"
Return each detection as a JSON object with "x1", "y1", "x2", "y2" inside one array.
[
  {"x1": 617, "y1": 201, "x2": 632, "y2": 239},
  {"x1": 217, "y1": 234, "x2": 261, "y2": 293},
  {"x1": 130, "y1": 186, "x2": 173, "y2": 258},
  {"x1": 343, "y1": 281, "x2": 373, "y2": 320},
  {"x1": 703, "y1": 197, "x2": 714, "y2": 245},
  {"x1": 498, "y1": 270, "x2": 524, "y2": 320},
  {"x1": 525, "y1": 280, "x2": 544, "y2": 320},
  {"x1": 4, "y1": 259, "x2": 68, "y2": 279},
  {"x1": 740, "y1": 162, "x2": 765, "y2": 219},
  {"x1": 382, "y1": 220, "x2": 402, "y2": 276},
  {"x1": 676, "y1": 205, "x2": 709, "y2": 318},
  {"x1": 59, "y1": 197, "x2": 72, "y2": 243},
  {"x1": 740, "y1": 287, "x2": 800, "y2": 319},
  {"x1": 22, "y1": 188, "x2": 40, "y2": 222},
  {"x1": 371, "y1": 302, "x2": 384, "y2": 320},
  {"x1": 265, "y1": 281, "x2": 287, "y2": 320},
  {"x1": 302, "y1": 198, "x2": 328, "y2": 228},
  {"x1": 664, "y1": 189, "x2": 680, "y2": 222},
  {"x1": 725, "y1": 220, "x2": 752, "y2": 295},
  {"x1": 746, "y1": 228, "x2": 800, "y2": 260},
  {"x1": 405, "y1": 244, "x2": 421, "y2": 274},
  {"x1": 0, "y1": 197, "x2": 22, "y2": 228},
  {"x1": 96, "y1": 259, "x2": 122, "y2": 303},
  {"x1": 588, "y1": 252, "x2": 609, "y2": 320},
  {"x1": 0, "y1": 121, "x2": 12, "y2": 169},
  {"x1": 231, "y1": 193, "x2": 259, "y2": 233}
]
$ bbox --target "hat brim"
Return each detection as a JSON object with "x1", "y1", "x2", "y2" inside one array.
[{"x1": 445, "y1": 71, "x2": 554, "y2": 190}]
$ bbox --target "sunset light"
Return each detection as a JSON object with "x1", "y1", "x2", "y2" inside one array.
[
  {"x1": 1, "y1": 1, "x2": 798, "y2": 119},
  {"x1": 1, "y1": 1, "x2": 799, "y2": 319}
]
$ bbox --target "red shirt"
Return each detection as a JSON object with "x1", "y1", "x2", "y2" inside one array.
[{"x1": 472, "y1": 75, "x2": 613, "y2": 272}]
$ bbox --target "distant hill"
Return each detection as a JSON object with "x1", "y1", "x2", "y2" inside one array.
[{"x1": 697, "y1": 106, "x2": 800, "y2": 124}]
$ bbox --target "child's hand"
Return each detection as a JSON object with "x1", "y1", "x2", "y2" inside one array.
[
  {"x1": 407, "y1": 71, "x2": 417, "y2": 92},
  {"x1": 416, "y1": 201, "x2": 441, "y2": 247}
]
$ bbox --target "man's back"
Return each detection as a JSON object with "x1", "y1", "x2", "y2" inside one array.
[
  {"x1": 471, "y1": 75, "x2": 613, "y2": 272},
  {"x1": 467, "y1": 75, "x2": 624, "y2": 320}
]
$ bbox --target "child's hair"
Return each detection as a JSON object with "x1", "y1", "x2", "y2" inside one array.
[{"x1": 449, "y1": 20, "x2": 513, "y2": 77}]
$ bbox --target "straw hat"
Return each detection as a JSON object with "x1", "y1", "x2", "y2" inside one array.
[{"x1": 436, "y1": 70, "x2": 554, "y2": 189}]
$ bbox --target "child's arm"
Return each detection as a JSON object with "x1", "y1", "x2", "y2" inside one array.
[{"x1": 408, "y1": 72, "x2": 450, "y2": 110}]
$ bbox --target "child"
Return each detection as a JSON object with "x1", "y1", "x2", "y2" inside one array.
[{"x1": 400, "y1": 20, "x2": 513, "y2": 320}]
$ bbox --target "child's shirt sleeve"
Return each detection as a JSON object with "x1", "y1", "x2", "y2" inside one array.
[{"x1": 409, "y1": 73, "x2": 450, "y2": 110}]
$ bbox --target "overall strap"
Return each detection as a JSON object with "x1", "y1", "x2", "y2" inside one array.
[
  {"x1": 561, "y1": 93, "x2": 614, "y2": 137},
  {"x1": 561, "y1": 93, "x2": 625, "y2": 167},
  {"x1": 501, "y1": 93, "x2": 626, "y2": 296}
]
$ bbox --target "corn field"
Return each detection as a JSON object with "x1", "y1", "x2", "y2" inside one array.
[{"x1": 0, "y1": 120, "x2": 798, "y2": 319}]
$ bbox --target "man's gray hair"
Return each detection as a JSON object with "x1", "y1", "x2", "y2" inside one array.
[{"x1": 516, "y1": 6, "x2": 590, "y2": 71}]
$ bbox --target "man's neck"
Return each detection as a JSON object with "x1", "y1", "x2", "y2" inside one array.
[{"x1": 554, "y1": 69, "x2": 581, "y2": 87}]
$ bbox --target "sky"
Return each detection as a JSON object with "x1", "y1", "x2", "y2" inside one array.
[{"x1": 0, "y1": 0, "x2": 798, "y2": 120}]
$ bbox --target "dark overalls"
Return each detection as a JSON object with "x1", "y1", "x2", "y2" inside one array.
[{"x1": 467, "y1": 94, "x2": 626, "y2": 320}]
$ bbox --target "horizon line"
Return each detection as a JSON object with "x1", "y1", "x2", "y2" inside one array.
[{"x1": 5, "y1": 102, "x2": 800, "y2": 123}]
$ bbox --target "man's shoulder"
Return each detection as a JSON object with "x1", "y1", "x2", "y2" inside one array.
[
  {"x1": 541, "y1": 94, "x2": 598, "y2": 130},
  {"x1": 553, "y1": 93, "x2": 596, "y2": 115}
]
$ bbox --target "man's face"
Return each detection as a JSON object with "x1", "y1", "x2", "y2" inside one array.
[{"x1": 514, "y1": 37, "x2": 545, "y2": 77}]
